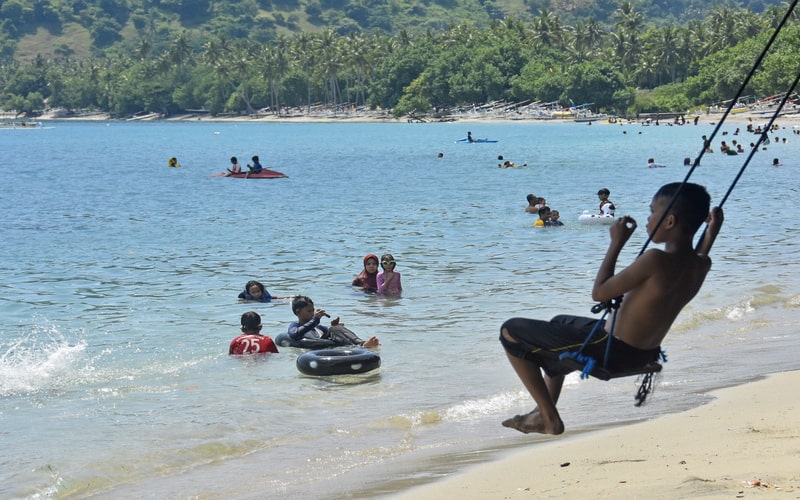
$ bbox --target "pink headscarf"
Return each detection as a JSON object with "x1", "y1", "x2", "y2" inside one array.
[{"x1": 352, "y1": 254, "x2": 379, "y2": 290}]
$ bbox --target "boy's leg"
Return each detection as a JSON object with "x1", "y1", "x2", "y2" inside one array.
[
  {"x1": 328, "y1": 325, "x2": 365, "y2": 346},
  {"x1": 501, "y1": 327, "x2": 565, "y2": 435}
]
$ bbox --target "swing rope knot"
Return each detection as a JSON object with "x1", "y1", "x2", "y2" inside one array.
[
  {"x1": 558, "y1": 352, "x2": 596, "y2": 379},
  {"x1": 591, "y1": 296, "x2": 622, "y2": 314}
]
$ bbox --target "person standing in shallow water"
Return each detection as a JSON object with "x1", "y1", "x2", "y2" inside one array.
[
  {"x1": 377, "y1": 253, "x2": 402, "y2": 295},
  {"x1": 525, "y1": 194, "x2": 539, "y2": 214}
]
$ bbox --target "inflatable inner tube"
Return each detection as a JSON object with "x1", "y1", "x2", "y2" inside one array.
[
  {"x1": 296, "y1": 348, "x2": 381, "y2": 376},
  {"x1": 274, "y1": 333, "x2": 337, "y2": 349},
  {"x1": 578, "y1": 210, "x2": 614, "y2": 225}
]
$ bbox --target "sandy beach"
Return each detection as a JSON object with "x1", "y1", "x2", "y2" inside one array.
[
  {"x1": 392, "y1": 370, "x2": 800, "y2": 499},
  {"x1": 22, "y1": 105, "x2": 800, "y2": 126}
]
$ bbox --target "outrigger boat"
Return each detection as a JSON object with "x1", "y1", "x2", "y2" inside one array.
[{"x1": 0, "y1": 120, "x2": 43, "y2": 129}]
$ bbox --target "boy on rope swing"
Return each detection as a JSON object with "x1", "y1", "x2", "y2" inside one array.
[{"x1": 500, "y1": 182, "x2": 724, "y2": 435}]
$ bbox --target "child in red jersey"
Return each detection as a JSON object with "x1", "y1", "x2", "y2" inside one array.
[{"x1": 229, "y1": 311, "x2": 279, "y2": 355}]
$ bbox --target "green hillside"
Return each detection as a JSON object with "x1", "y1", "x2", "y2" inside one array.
[
  {"x1": 3, "y1": 0, "x2": 798, "y2": 119},
  {"x1": 2, "y1": 0, "x2": 785, "y2": 63}
]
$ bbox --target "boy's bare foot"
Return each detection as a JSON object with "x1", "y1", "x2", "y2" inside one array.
[
  {"x1": 361, "y1": 336, "x2": 380, "y2": 348},
  {"x1": 502, "y1": 411, "x2": 564, "y2": 435}
]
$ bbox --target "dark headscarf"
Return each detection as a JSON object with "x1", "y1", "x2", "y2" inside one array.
[{"x1": 352, "y1": 254, "x2": 379, "y2": 290}]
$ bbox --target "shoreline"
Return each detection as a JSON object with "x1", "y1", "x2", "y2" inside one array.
[
  {"x1": 14, "y1": 108, "x2": 800, "y2": 126},
  {"x1": 389, "y1": 370, "x2": 800, "y2": 499}
]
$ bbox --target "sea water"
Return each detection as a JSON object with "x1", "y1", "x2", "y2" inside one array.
[{"x1": 1, "y1": 119, "x2": 799, "y2": 499}]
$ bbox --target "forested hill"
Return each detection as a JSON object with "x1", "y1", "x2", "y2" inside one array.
[{"x1": 1, "y1": 0, "x2": 785, "y2": 63}]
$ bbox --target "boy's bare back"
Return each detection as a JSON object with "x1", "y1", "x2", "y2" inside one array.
[
  {"x1": 613, "y1": 247, "x2": 711, "y2": 350},
  {"x1": 593, "y1": 195, "x2": 723, "y2": 351}
]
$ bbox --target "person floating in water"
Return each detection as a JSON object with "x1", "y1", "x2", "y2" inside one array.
[
  {"x1": 168, "y1": 157, "x2": 180, "y2": 167},
  {"x1": 597, "y1": 188, "x2": 615, "y2": 216},
  {"x1": 499, "y1": 183, "x2": 723, "y2": 435},
  {"x1": 287, "y1": 296, "x2": 379, "y2": 348},
  {"x1": 238, "y1": 280, "x2": 290, "y2": 302}
]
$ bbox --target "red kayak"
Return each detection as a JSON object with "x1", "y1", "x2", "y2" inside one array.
[{"x1": 211, "y1": 169, "x2": 287, "y2": 179}]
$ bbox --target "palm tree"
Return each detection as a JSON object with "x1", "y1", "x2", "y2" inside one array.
[
  {"x1": 266, "y1": 35, "x2": 291, "y2": 115},
  {"x1": 291, "y1": 32, "x2": 318, "y2": 113},
  {"x1": 134, "y1": 38, "x2": 152, "y2": 61},
  {"x1": 585, "y1": 16, "x2": 605, "y2": 53},
  {"x1": 530, "y1": 8, "x2": 564, "y2": 48},
  {"x1": 230, "y1": 44, "x2": 256, "y2": 115},
  {"x1": 342, "y1": 32, "x2": 374, "y2": 107},
  {"x1": 168, "y1": 31, "x2": 193, "y2": 68},
  {"x1": 318, "y1": 29, "x2": 343, "y2": 106},
  {"x1": 201, "y1": 36, "x2": 231, "y2": 70},
  {"x1": 568, "y1": 21, "x2": 590, "y2": 63},
  {"x1": 648, "y1": 25, "x2": 681, "y2": 84},
  {"x1": 614, "y1": 1, "x2": 644, "y2": 33},
  {"x1": 706, "y1": 7, "x2": 741, "y2": 52}
]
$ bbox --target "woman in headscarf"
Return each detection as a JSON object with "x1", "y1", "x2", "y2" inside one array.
[{"x1": 352, "y1": 254, "x2": 379, "y2": 292}]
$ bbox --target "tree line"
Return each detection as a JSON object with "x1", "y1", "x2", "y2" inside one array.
[{"x1": 2, "y1": 3, "x2": 800, "y2": 118}]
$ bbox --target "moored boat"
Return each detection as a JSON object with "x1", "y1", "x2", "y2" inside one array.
[{"x1": 0, "y1": 120, "x2": 43, "y2": 129}]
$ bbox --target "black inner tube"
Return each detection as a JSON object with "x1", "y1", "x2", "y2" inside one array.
[{"x1": 296, "y1": 348, "x2": 381, "y2": 376}]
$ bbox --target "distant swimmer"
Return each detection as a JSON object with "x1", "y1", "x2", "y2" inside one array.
[
  {"x1": 168, "y1": 157, "x2": 180, "y2": 167},
  {"x1": 647, "y1": 158, "x2": 666, "y2": 168}
]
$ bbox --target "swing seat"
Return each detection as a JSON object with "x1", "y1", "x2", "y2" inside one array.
[{"x1": 559, "y1": 354, "x2": 662, "y2": 381}]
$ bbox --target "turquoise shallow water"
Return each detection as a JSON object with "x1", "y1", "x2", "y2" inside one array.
[{"x1": 1, "y1": 120, "x2": 799, "y2": 498}]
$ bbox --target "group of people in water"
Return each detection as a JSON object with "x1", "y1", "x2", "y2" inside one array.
[
  {"x1": 525, "y1": 194, "x2": 563, "y2": 227},
  {"x1": 228, "y1": 254, "x2": 401, "y2": 355},
  {"x1": 526, "y1": 189, "x2": 615, "y2": 226},
  {"x1": 698, "y1": 121, "x2": 789, "y2": 166}
]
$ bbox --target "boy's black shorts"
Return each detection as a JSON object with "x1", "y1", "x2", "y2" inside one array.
[{"x1": 499, "y1": 315, "x2": 660, "y2": 377}]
